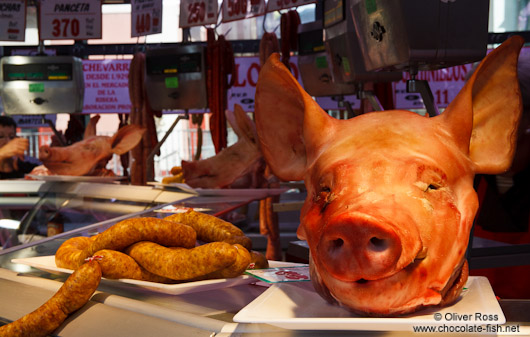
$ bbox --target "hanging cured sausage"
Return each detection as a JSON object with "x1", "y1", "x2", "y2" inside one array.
[
  {"x1": 206, "y1": 28, "x2": 236, "y2": 154},
  {"x1": 128, "y1": 51, "x2": 161, "y2": 185}
]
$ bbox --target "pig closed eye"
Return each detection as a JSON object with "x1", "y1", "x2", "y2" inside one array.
[{"x1": 317, "y1": 186, "x2": 333, "y2": 213}]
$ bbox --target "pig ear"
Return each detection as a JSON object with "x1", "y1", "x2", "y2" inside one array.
[
  {"x1": 84, "y1": 114, "x2": 101, "y2": 139},
  {"x1": 226, "y1": 104, "x2": 258, "y2": 144},
  {"x1": 438, "y1": 35, "x2": 524, "y2": 174},
  {"x1": 255, "y1": 53, "x2": 333, "y2": 181},
  {"x1": 110, "y1": 125, "x2": 146, "y2": 155}
]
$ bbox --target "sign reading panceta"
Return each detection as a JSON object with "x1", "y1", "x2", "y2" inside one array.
[{"x1": 39, "y1": 0, "x2": 102, "y2": 40}]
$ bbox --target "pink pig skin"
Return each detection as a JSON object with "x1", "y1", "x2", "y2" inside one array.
[
  {"x1": 254, "y1": 36, "x2": 524, "y2": 316},
  {"x1": 38, "y1": 122, "x2": 145, "y2": 176},
  {"x1": 182, "y1": 104, "x2": 265, "y2": 189}
]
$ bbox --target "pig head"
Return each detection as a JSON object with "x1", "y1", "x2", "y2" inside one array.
[
  {"x1": 254, "y1": 36, "x2": 524, "y2": 316},
  {"x1": 182, "y1": 104, "x2": 266, "y2": 188},
  {"x1": 39, "y1": 115, "x2": 146, "y2": 176}
]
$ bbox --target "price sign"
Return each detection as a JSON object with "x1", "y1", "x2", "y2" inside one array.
[
  {"x1": 39, "y1": 0, "x2": 102, "y2": 40},
  {"x1": 221, "y1": 0, "x2": 265, "y2": 23},
  {"x1": 179, "y1": 0, "x2": 218, "y2": 28},
  {"x1": 0, "y1": 0, "x2": 26, "y2": 41},
  {"x1": 131, "y1": 0, "x2": 162, "y2": 37},
  {"x1": 266, "y1": 0, "x2": 316, "y2": 13}
]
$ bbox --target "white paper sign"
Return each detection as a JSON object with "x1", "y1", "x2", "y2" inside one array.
[
  {"x1": 221, "y1": 0, "x2": 265, "y2": 23},
  {"x1": 0, "y1": 0, "x2": 26, "y2": 41},
  {"x1": 82, "y1": 60, "x2": 132, "y2": 114},
  {"x1": 266, "y1": 0, "x2": 317, "y2": 13},
  {"x1": 393, "y1": 65, "x2": 471, "y2": 110},
  {"x1": 39, "y1": 0, "x2": 102, "y2": 40},
  {"x1": 179, "y1": 0, "x2": 218, "y2": 28},
  {"x1": 245, "y1": 266, "x2": 311, "y2": 283},
  {"x1": 131, "y1": 0, "x2": 162, "y2": 37}
]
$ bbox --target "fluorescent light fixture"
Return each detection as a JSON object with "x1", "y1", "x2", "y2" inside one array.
[{"x1": 0, "y1": 219, "x2": 21, "y2": 230}]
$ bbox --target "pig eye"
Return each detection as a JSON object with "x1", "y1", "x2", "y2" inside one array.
[{"x1": 427, "y1": 184, "x2": 439, "y2": 191}]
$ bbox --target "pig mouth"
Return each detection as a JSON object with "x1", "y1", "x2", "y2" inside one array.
[
  {"x1": 310, "y1": 255, "x2": 469, "y2": 316},
  {"x1": 43, "y1": 160, "x2": 91, "y2": 176}
]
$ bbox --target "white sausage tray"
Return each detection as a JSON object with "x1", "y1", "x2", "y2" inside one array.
[{"x1": 11, "y1": 256, "x2": 297, "y2": 295}]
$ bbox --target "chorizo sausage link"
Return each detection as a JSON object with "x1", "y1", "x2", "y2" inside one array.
[
  {"x1": 164, "y1": 210, "x2": 251, "y2": 250},
  {"x1": 92, "y1": 249, "x2": 175, "y2": 283},
  {"x1": 55, "y1": 236, "x2": 95, "y2": 270},
  {"x1": 0, "y1": 260, "x2": 101, "y2": 337},
  {"x1": 125, "y1": 241, "x2": 237, "y2": 281},
  {"x1": 87, "y1": 217, "x2": 196, "y2": 256}
]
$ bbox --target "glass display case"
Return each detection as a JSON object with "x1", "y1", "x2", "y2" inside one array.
[{"x1": 0, "y1": 179, "x2": 286, "y2": 270}]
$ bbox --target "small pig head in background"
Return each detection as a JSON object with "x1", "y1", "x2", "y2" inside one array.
[
  {"x1": 38, "y1": 115, "x2": 146, "y2": 176},
  {"x1": 182, "y1": 104, "x2": 266, "y2": 189},
  {"x1": 254, "y1": 36, "x2": 524, "y2": 316}
]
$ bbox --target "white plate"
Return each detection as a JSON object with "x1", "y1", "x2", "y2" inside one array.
[
  {"x1": 233, "y1": 277, "x2": 505, "y2": 331},
  {"x1": 149, "y1": 182, "x2": 288, "y2": 198},
  {"x1": 26, "y1": 174, "x2": 125, "y2": 183},
  {"x1": 11, "y1": 256, "x2": 295, "y2": 295}
]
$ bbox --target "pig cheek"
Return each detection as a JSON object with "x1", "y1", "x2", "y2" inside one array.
[{"x1": 417, "y1": 190, "x2": 469, "y2": 289}]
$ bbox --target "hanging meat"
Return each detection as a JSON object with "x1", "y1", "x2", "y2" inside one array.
[
  {"x1": 257, "y1": 31, "x2": 284, "y2": 261},
  {"x1": 280, "y1": 9, "x2": 301, "y2": 70},
  {"x1": 206, "y1": 28, "x2": 236, "y2": 154},
  {"x1": 128, "y1": 51, "x2": 161, "y2": 185}
]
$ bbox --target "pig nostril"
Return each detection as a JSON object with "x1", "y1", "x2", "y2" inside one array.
[
  {"x1": 331, "y1": 238, "x2": 344, "y2": 249},
  {"x1": 323, "y1": 237, "x2": 345, "y2": 258},
  {"x1": 369, "y1": 237, "x2": 389, "y2": 252}
]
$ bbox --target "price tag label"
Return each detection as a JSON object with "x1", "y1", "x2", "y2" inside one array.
[
  {"x1": 179, "y1": 0, "x2": 218, "y2": 28},
  {"x1": 39, "y1": 0, "x2": 102, "y2": 40},
  {"x1": 266, "y1": 0, "x2": 316, "y2": 13},
  {"x1": 0, "y1": 0, "x2": 26, "y2": 41},
  {"x1": 131, "y1": 0, "x2": 162, "y2": 37},
  {"x1": 245, "y1": 266, "x2": 311, "y2": 283},
  {"x1": 221, "y1": 0, "x2": 265, "y2": 23}
]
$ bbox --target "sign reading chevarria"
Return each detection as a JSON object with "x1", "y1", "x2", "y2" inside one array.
[
  {"x1": 0, "y1": 0, "x2": 26, "y2": 41},
  {"x1": 82, "y1": 60, "x2": 131, "y2": 114},
  {"x1": 179, "y1": 0, "x2": 218, "y2": 28},
  {"x1": 39, "y1": 0, "x2": 102, "y2": 40},
  {"x1": 131, "y1": 0, "x2": 162, "y2": 37}
]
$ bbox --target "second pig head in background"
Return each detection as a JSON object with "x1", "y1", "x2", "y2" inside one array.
[{"x1": 35, "y1": 115, "x2": 146, "y2": 176}]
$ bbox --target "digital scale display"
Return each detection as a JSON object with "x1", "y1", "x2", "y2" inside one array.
[
  {"x1": 2, "y1": 63, "x2": 73, "y2": 81},
  {"x1": 146, "y1": 53, "x2": 202, "y2": 76},
  {"x1": 323, "y1": 0, "x2": 344, "y2": 28},
  {"x1": 298, "y1": 29, "x2": 326, "y2": 55}
]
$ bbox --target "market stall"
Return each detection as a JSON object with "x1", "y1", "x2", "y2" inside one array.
[{"x1": 0, "y1": 0, "x2": 530, "y2": 335}]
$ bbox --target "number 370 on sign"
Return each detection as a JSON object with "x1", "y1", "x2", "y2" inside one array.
[{"x1": 39, "y1": 0, "x2": 102, "y2": 40}]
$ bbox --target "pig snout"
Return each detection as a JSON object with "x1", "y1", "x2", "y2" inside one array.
[
  {"x1": 318, "y1": 212, "x2": 422, "y2": 282},
  {"x1": 38, "y1": 145, "x2": 62, "y2": 162},
  {"x1": 319, "y1": 216, "x2": 401, "y2": 281}
]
